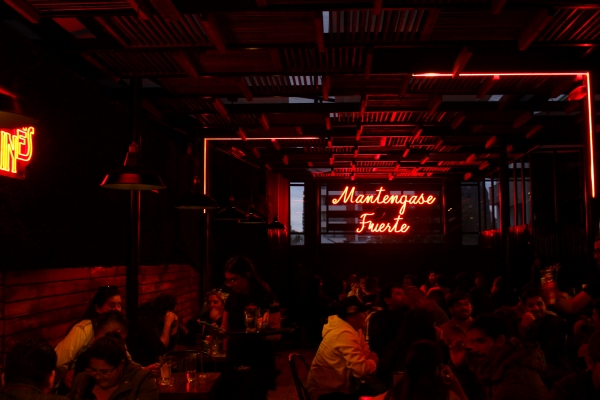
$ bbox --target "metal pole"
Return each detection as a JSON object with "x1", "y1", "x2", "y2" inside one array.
[
  {"x1": 553, "y1": 150, "x2": 559, "y2": 224},
  {"x1": 521, "y1": 160, "x2": 526, "y2": 225},
  {"x1": 126, "y1": 77, "x2": 142, "y2": 324},
  {"x1": 498, "y1": 140, "x2": 511, "y2": 285}
]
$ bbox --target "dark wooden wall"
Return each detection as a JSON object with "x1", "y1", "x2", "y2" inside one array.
[{"x1": 0, "y1": 265, "x2": 199, "y2": 361}]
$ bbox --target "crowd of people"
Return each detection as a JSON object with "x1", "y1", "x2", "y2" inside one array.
[
  {"x1": 5, "y1": 255, "x2": 600, "y2": 400},
  {"x1": 305, "y1": 268, "x2": 600, "y2": 400}
]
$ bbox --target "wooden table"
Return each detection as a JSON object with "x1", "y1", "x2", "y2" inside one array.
[{"x1": 158, "y1": 372, "x2": 221, "y2": 400}]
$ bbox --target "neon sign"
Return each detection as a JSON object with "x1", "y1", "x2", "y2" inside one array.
[
  {"x1": 331, "y1": 186, "x2": 437, "y2": 234},
  {"x1": 0, "y1": 126, "x2": 34, "y2": 179}
]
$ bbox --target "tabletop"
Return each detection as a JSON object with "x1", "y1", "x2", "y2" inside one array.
[{"x1": 158, "y1": 372, "x2": 221, "y2": 400}]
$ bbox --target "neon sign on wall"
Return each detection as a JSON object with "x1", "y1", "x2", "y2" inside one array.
[
  {"x1": 331, "y1": 186, "x2": 437, "y2": 234},
  {"x1": 0, "y1": 126, "x2": 34, "y2": 179}
]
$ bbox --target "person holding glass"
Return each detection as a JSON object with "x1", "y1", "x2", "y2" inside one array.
[
  {"x1": 55, "y1": 286, "x2": 123, "y2": 390},
  {"x1": 220, "y1": 256, "x2": 281, "y2": 400},
  {"x1": 68, "y1": 335, "x2": 157, "y2": 400}
]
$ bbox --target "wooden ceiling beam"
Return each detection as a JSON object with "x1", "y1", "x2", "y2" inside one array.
[
  {"x1": 419, "y1": 9, "x2": 440, "y2": 41},
  {"x1": 314, "y1": 12, "x2": 326, "y2": 53},
  {"x1": 322, "y1": 76, "x2": 330, "y2": 101},
  {"x1": 147, "y1": 0, "x2": 181, "y2": 22},
  {"x1": 492, "y1": 0, "x2": 508, "y2": 14},
  {"x1": 518, "y1": 9, "x2": 554, "y2": 51},
  {"x1": 237, "y1": 78, "x2": 253, "y2": 101},
  {"x1": 452, "y1": 47, "x2": 472, "y2": 78},
  {"x1": 4, "y1": 0, "x2": 40, "y2": 23},
  {"x1": 200, "y1": 14, "x2": 227, "y2": 53}
]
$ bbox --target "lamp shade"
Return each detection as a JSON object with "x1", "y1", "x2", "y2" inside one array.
[
  {"x1": 101, "y1": 142, "x2": 165, "y2": 190},
  {"x1": 267, "y1": 214, "x2": 286, "y2": 230},
  {"x1": 239, "y1": 205, "x2": 267, "y2": 224},
  {"x1": 0, "y1": 92, "x2": 36, "y2": 128},
  {"x1": 176, "y1": 177, "x2": 219, "y2": 209},
  {"x1": 214, "y1": 197, "x2": 246, "y2": 221}
]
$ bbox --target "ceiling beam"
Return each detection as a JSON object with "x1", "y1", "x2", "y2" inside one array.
[
  {"x1": 518, "y1": 9, "x2": 554, "y2": 51},
  {"x1": 200, "y1": 14, "x2": 227, "y2": 53},
  {"x1": 314, "y1": 11, "x2": 325, "y2": 53},
  {"x1": 452, "y1": 46, "x2": 473, "y2": 78},
  {"x1": 4, "y1": 0, "x2": 40, "y2": 23}
]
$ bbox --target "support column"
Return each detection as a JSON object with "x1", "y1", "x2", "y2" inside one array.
[
  {"x1": 126, "y1": 77, "x2": 142, "y2": 324},
  {"x1": 498, "y1": 139, "x2": 511, "y2": 285}
]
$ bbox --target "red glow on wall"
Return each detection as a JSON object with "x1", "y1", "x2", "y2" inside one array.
[
  {"x1": 331, "y1": 186, "x2": 437, "y2": 234},
  {"x1": 0, "y1": 126, "x2": 34, "y2": 179}
]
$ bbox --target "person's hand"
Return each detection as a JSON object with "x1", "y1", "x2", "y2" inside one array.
[
  {"x1": 63, "y1": 369, "x2": 75, "y2": 388},
  {"x1": 449, "y1": 340, "x2": 466, "y2": 366},
  {"x1": 367, "y1": 352, "x2": 379, "y2": 364},
  {"x1": 440, "y1": 365, "x2": 462, "y2": 392},
  {"x1": 521, "y1": 312, "x2": 536, "y2": 329},
  {"x1": 143, "y1": 363, "x2": 160, "y2": 375}
]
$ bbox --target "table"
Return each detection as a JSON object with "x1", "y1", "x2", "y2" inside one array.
[
  {"x1": 158, "y1": 372, "x2": 221, "y2": 400},
  {"x1": 225, "y1": 327, "x2": 295, "y2": 336}
]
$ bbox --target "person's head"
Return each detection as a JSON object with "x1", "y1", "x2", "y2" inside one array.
[
  {"x1": 3, "y1": 339, "x2": 57, "y2": 393},
  {"x1": 358, "y1": 276, "x2": 367, "y2": 292},
  {"x1": 83, "y1": 286, "x2": 122, "y2": 321},
  {"x1": 337, "y1": 297, "x2": 369, "y2": 331},
  {"x1": 95, "y1": 310, "x2": 128, "y2": 341},
  {"x1": 447, "y1": 291, "x2": 472, "y2": 321},
  {"x1": 224, "y1": 256, "x2": 267, "y2": 294},
  {"x1": 427, "y1": 271, "x2": 437, "y2": 286},
  {"x1": 475, "y1": 272, "x2": 487, "y2": 289},
  {"x1": 491, "y1": 276, "x2": 505, "y2": 293},
  {"x1": 206, "y1": 291, "x2": 225, "y2": 321},
  {"x1": 403, "y1": 275, "x2": 418, "y2": 291},
  {"x1": 364, "y1": 277, "x2": 378, "y2": 294},
  {"x1": 85, "y1": 335, "x2": 128, "y2": 390},
  {"x1": 585, "y1": 331, "x2": 600, "y2": 380},
  {"x1": 520, "y1": 286, "x2": 546, "y2": 320},
  {"x1": 466, "y1": 314, "x2": 511, "y2": 365},
  {"x1": 379, "y1": 283, "x2": 408, "y2": 311}
]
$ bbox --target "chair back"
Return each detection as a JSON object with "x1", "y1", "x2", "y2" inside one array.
[{"x1": 288, "y1": 353, "x2": 311, "y2": 400}]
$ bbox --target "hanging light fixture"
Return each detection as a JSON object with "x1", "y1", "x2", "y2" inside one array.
[
  {"x1": 267, "y1": 214, "x2": 286, "y2": 230},
  {"x1": 214, "y1": 196, "x2": 246, "y2": 221},
  {"x1": 239, "y1": 204, "x2": 267, "y2": 224},
  {"x1": 176, "y1": 176, "x2": 218, "y2": 209},
  {"x1": 100, "y1": 142, "x2": 165, "y2": 190}
]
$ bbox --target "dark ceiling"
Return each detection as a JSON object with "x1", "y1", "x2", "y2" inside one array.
[{"x1": 1, "y1": 0, "x2": 599, "y2": 181}]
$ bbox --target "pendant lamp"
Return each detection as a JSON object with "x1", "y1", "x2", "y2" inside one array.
[
  {"x1": 100, "y1": 142, "x2": 165, "y2": 190},
  {"x1": 239, "y1": 204, "x2": 267, "y2": 224},
  {"x1": 176, "y1": 176, "x2": 218, "y2": 209},
  {"x1": 267, "y1": 214, "x2": 286, "y2": 230},
  {"x1": 214, "y1": 196, "x2": 246, "y2": 221}
]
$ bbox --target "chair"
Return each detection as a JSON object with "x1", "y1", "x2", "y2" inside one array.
[
  {"x1": 165, "y1": 350, "x2": 217, "y2": 372},
  {"x1": 288, "y1": 353, "x2": 311, "y2": 400}
]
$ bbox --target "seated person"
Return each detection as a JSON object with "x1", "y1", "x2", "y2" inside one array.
[
  {"x1": 551, "y1": 330, "x2": 600, "y2": 399},
  {"x1": 368, "y1": 283, "x2": 409, "y2": 358},
  {"x1": 0, "y1": 339, "x2": 67, "y2": 400},
  {"x1": 307, "y1": 297, "x2": 378, "y2": 400},
  {"x1": 68, "y1": 335, "x2": 157, "y2": 400},
  {"x1": 55, "y1": 286, "x2": 122, "y2": 385},
  {"x1": 451, "y1": 314, "x2": 548, "y2": 400},
  {"x1": 127, "y1": 294, "x2": 179, "y2": 366},
  {"x1": 440, "y1": 291, "x2": 473, "y2": 347},
  {"x1": 71, "y1": 311, "x2": 129, "y2": 377},
  {"x1": 361, "y1": 278, "x2": 379, "y2": 306},
  {"x1": 518, "y1": 286, "x2": 571, "y2": 382},
  {"x1": 373, "y1": 340, "x2": 468, "y2": 400},
  {"x1": 186, "y1": 291, "x2": 225, "y2": 343}
]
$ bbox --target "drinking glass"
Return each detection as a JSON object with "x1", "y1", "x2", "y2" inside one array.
[
  {"x1": 244, "y1": 309, "x2": 257, "y2": 333},
  {"x1": 256, "y1": 308, "x2": 268, "y2": 332},
  {"x1": 185, "y1": 354, "x2": 197, "y2": 382},
  {"x1": 158, "y1": 355, "x2": 172, "y2": 386}
]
